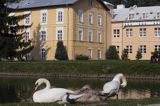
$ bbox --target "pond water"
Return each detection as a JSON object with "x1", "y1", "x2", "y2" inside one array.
[{"x1": 0, "y1": 77, "x2": 160, "y2": 103}]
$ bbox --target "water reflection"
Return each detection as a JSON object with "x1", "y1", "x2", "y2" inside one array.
[{"x1": 0, "y1": 77, "x2": 160, "y2": 103}]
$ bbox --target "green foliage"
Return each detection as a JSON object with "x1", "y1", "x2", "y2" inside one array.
[
  {"x1": 136, "y1": 49, "x2": 142, "y2": 60},
  {"x1": 105, "y1": 46, "x2": 119, "y2": 60},
  {"x1": 0, "y1": 0, "x2": 33, "y2": 60},
  {"x1": 76, "y1": 54, "x2": 89, "y2": 60},
  {"x1": 0, "y1": 60, "x2": 160, "y2": 76},
  {"x1": 121, "y1": 49, "x2": 128, "y2": 60},
  {"x1": 55, "y1": 41, "x2": 68, "y2": 60}
]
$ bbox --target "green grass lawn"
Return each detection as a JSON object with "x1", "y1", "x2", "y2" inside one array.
[
  {"x1": 1, "y1": 98, "x2": 160, "y2": 106},
  {"x1": 0, "y1": 60, "x2": 160, "y2": 76}
]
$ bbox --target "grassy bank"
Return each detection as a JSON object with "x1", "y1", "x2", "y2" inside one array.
[
  {"x1": 1, "y1": 98, "x2": 160, "y2": 106},
  {"x1": 0, "y1": 60, "x2": 160, "y2": 76}
]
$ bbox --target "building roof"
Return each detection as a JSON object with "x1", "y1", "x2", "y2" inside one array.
[
  {"x1": 113, "y1": 5, "x2": 160, "y2": 22},
  {"x1": 9, "y1": 0, "x2": 109, "y2": 11},
  {"x1": 9, "y1": 0, "x2": 79, "y2": 9}
]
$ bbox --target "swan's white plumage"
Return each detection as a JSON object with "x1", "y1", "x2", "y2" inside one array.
[
  {"x1": 33, "y1": 88, "x2": 75, "y2": 103},
  {"x1": 101, "y1": 73, "x2": 127, "y2": 98},
  {"x1": 33, "y1": 78, "x2": 75, "y2": 103}
]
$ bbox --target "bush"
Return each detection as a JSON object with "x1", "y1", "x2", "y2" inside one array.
[
  {"x1": 136, "y1": 49, "x2": 142, "y2": 60},
  {"x1": 105, "y1": 46, "x2": 119, "y2": 60},
  {"x1": 76, "y1": 54, "x2": 89, "y2": 60},
  {"x1": 121, "y1": 49, "x2": 128, "y2": 60},
  {"x1": 55, "y1": 41, "x2": 68, "y2": 60}
]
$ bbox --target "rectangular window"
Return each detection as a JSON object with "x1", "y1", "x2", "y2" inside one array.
[
  {"x1": 88, "y1": 48, "x2": 93, "y2": 59},
  {"x1": 142, "y1": 13, "x2": 148, "y2": 19},
  {"x1": 128, "y1": 14, "x2": 134, "y2": 20},
  {"x1": 140, "y1": 45, "x2": 146, "y2": 53},
  {"x1": 40, "y1": 48, "x2": 46, "y2": 60},
  {"x1": 78, "y1": 9, "x2": 83, "y2": 23},
  {"x1": 97, "y1": 31, "x2": 102, "y2": 43},
  {"x1": 97, "y1": 49, "x2": 101, "y2": 59},
  {"x1": 157, "y1": 12, "x2": 160, "y2": 19},
  {"x1": 98, "y1": 15, "x2": 102, "y2": 26},
  {"x1": 88, "y1": 12, "x2": 93, "y2": 25},
  {"x1": 154, "y1": 28, "x2": 160, "y2": 37},
  {"x1": 126, "y1": 28, "x2": 133, "y2": 37},
  {"x1": 56, "y1": 8, "x2": 64, "y2": 24},
  {"x1": 88, "y1": 29, "x2": 93, "y2": 42},
  {"x1": 23, "y1": 29, "x2": 30, "y2": 42},
  {"x1": 126, "y1": 45, "x2": 132, "y2": 53},
  {"x1": 155, "y1": 45, "x2": 160, "y2": 52},
  {"x1": 113, "y1": 29, "x2": 120, "y2": 37},
  {"x1": 40, "y1": 29, "x2": 47, "y2": 41},
  {"x1": 41, "y1": 10, "x2": 47, "y2": 24},
  {"x1": 24, "y1": 11, "x2": 31, "y2": 25},
  {"x1": 78, "y1": 28, "x2": 83, "y2": 41},
  {"x1": 56, "y1": 27, "x2": 63, "y2": 41},
  {"x1": 140, "y1": 28, "x2": 146, "y2": 37}
]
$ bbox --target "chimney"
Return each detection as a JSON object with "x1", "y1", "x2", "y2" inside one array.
[{"x1": 117, "y1": 4, "x2": 125, "y2": 9}]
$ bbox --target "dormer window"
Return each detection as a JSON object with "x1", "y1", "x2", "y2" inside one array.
[
  {"x1": 142, "y1": 13, "x2": 148, "y2": 19},
  {"x1": 157, "y1": 12, "x2": 160, "y2": 19},
  {"x1": 128, "y1": 14, "x2": 134, "y2": 20}
]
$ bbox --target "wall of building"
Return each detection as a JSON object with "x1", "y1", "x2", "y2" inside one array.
[
  {"x1": 16, "y1": 0, "x2": 111, "y2": 60},
  {"x1": 72, "y1": 0, "x2": 111, "y2": 60},
  {"x1": 112, "y1": 21, "x2": 160, "y2": 60}
]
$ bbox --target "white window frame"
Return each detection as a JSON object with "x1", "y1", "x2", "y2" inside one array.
[
  {"x1": 24, "y1": 11, "x2": 31, "y2": 25},
  {"x1": 140, "y1": 28, "x2": 146, "y2": 37},
  {"x1": 140, "y1": 45, "x2": 146, "y2": 54},
  {"x1": 113, "y1": 29, "x2": 120, "y2": 37},
  {"x1": 78, "y1": 28, "x2": 83, "y2": 41},
  {"x1": 56, "y1": 8, "x2": 64, "y2": 24},
  {"x1": 154, "y1": 45, "x2": 160, "y2": 52},
  {"x1": 88, "y1": 29, "x2": 93, "y2": 42},
  {"x1": 126, "y1": 28, "x2": 133, "y2": 37},
  {"x1": 88, "y1": 48, "x2": 93, "y2": 59},
  {"x1": 126, "y1": 45, "x2": 132, "y2": 53},
  {"x1": 88, "y1": 11, "x2": 93, "y2": 25},
  {"x1": 56, "y1": 27, "x2": 64, "y2": 41},
  {"x1": 23, "y1": 28, "x2": 30, "y2": 42},
  {"x1": 40, "y1": 10, "x2": 48, "y2": 24},
  {"x1": 98, "y1": 14, "x2": 102, "y2": 26},
  {"x1": 154, "y1": 28, "x2": 160, "y2": 37},
  {"x1": 97, "y1": 31, "x2": 102, "y2": 43},
  {"x1": 97, "y1": 48, "x2": 102, "y2": 59},
  {"x1": 39, "y1": 28, "x2": 47, "y2": 41},
  {"x1": 40, "y1": 47, "x2": 46, "y2": 60},
  {"x1": 78, "y1": 9, "x2": 83, "y2": 23}
]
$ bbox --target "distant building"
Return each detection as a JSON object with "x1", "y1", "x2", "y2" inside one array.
[
  {"x1": 10, "y1": 0, "x2": 112, "y2": 60},
  {"x1": 112, "y1": 4, "x2": 160, "y2": 60}
]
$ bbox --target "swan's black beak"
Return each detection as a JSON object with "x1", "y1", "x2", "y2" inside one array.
[{"x1": 34, "y1": 83, "x2": 39, "y2": 91}]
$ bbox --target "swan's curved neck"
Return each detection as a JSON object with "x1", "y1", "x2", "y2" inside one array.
[
  {"x1": 112, "y1": 74, "x2": 122, "y2": 82},
  {"x1": 112, "y1": 74, "x2": 127, "y2": 87},
  {"x1": 43, "y1": 79, "x2": 51, "y2": 89}
]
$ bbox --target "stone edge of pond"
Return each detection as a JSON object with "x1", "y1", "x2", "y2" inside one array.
[{"x1": 0, "y1": 72, "x2": 160, "y2": 81}]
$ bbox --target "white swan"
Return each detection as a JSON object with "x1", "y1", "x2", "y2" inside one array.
[
  {"x1": 33, "y1": 78, "x2": 83, "y2": 104},
  {"x1": 99, "y1": 73, "x2": 127, "y2": 99}
]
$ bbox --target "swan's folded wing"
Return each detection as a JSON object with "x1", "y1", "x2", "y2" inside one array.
[{"x1": 68, "y1": 93, "x2": 84, "y2": 99}]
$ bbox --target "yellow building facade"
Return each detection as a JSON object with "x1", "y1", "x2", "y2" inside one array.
[
  {"x1": 112, "y1": 5, "x2": 160, "y2": 60},
  {"x1": 12, "y1": 0, "x2": 111, "y2": 60}
]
